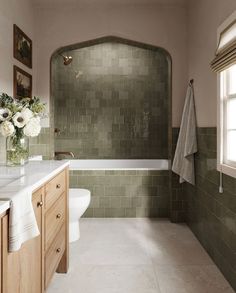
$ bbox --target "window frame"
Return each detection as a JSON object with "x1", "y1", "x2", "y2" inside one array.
[{"x1": 217, "y1": 11, "x2": 236, "y2": 178}]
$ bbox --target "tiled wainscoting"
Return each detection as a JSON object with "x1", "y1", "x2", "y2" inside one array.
[
  {"x1": 29, "y1": 127, "x2": 53, "y2": 159},
  {"x1": 185, "y1": 127, "x2": 236, "y2": 291},
  {"x1": 170, "y1": 127, "x2": 186, "y2": 223},
  {"x1": 0, "y1": 127, "x2": 52, "y2": 163},
  {"x1": 70, "y1": 170, "x2": 170, "y2": 218}
]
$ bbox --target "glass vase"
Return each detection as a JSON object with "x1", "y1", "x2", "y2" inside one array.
[{"x1": 6, "y1": 136, "x2": 29, "y2": 166}]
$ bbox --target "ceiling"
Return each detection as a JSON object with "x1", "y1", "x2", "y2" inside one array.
[{"x1": 32, "y1": 0, "x2": 187, "y2": 6}]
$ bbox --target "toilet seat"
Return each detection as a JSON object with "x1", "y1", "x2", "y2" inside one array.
[{"x1": 69, "y1": 189, "x2": 91, "y2": 208}]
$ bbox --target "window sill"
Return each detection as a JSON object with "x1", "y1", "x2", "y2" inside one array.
[{"x1": 217, "y1": 163, "x2": 236, "y2": 179}]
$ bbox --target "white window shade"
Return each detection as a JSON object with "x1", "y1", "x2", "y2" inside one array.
[
  {"x1": 211, "y1": 20, "x2": 236, "y2": 72},
  {"x1": 217, "y1": 21, "x2": 236, "y2": 53}
]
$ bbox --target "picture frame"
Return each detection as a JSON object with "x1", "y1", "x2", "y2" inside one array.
[
  {"x1": 13, "y1": 24, "x2": 32, "y2": 68},
  {"x1": 14, "y1": 66, "x2": 32, "y2": 100}
]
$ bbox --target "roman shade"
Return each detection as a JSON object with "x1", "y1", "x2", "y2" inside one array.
[{"x1": 211, "y1": 20, "x2": 236, "y2": 72}]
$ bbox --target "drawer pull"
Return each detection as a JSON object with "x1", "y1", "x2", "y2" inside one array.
[
  {"x1": 56, "y1": 184, "x2": 61, "y2": 189},
  {"x1": 56, "y1": 213, "x2": 61, "y2": 219},
  {"x1": 56, "y1": 248, "x2": 61, "y2": 253},
  {"x1": 37, "y1": 201, "x2": 43, "y2": 207}
]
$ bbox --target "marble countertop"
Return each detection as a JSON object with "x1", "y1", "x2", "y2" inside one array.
[{"x1": 0, "y1": 160, "x2": 70, "y2": 214}]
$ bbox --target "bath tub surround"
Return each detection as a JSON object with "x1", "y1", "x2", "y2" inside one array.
[
  {"x1": 69, "y1": 159, "x2": 170, "y2": 218},
  {"x1": 52, "y1": 39, "x2": 171, "y2": 160}
]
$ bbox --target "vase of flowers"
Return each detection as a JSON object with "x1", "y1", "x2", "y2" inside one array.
[{"x1": 0, "y1": 93, "x2": 45, "y2": 166}]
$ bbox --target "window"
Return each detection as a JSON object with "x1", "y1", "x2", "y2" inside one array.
[
  {"x1": 211, "y1": 10, "x2": 236, "y2": 178},
  {"x1": 221, "y1": 65, "x2": 236, "y2": 166}
]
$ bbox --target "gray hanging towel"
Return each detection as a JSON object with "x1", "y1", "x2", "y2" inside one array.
[{"x1": 172, "y1": 83, "x2": 197, "y2": 185}]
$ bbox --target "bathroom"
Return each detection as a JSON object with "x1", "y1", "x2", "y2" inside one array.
[{"x1": 0, "y1": 0, "x2": 236, "y2": 292}]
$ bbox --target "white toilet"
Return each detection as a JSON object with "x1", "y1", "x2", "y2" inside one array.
[{"x1": 69, "y1": 188, "x2": 91, "y2": 243}]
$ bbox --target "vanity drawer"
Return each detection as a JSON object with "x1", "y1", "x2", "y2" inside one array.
[
  {"x1": 45, "y1": 223, "x2": 66, "y2": 289},
  {"x1": 45, "y1": 192, "x2": 65, "y2": 251},
  {"x1": 45, "y1": 170, "x2": 66, "y2": 211}
]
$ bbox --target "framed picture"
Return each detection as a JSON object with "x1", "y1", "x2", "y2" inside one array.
[
  {"x1": 13, "y1": 24, "x2": 32, "y2": 68},
  {"x1": 14, "y1": 66, "x2": 32, "y2": 99}
]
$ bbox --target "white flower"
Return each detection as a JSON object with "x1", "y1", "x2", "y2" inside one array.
[
  {"x1": 21, "y1": 108, "x2": 33, "y2": 123},
  {"x1": 0, "y1": 121, "x2": 15, "y2": 137},
  {"x1": 0, "y1": 108, "x2": 12, "y2": 121},
  {"x1": 13, "y1": 108, "x2": 33, "y2": 128},
  {"x1": 13, "y1": 113, "x2": 28, "y2": 129},
  {"x1": 13, "y1": 112, "x2": 26, "y2": 128},
  {"x1": 23, "y1": 117, "x2": 41, "y2": 137}
]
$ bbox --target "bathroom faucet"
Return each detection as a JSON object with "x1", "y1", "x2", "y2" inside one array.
[{"x1": 55, "y1": 151, "x2": 75, "y2": 159}]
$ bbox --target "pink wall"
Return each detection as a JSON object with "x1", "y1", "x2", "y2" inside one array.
[
  {"x1": 0, "y1": 0, "x2": 34, "y2": 163},
  {"x1": 0, "y1": 0, "x2": 35, "y2": 95},
  {"x1": 1, "y1": 0, "x2": 236, "y2": 131},
  {"x1": 187, "y1": 0, "x2": 236, "y2": 127},
  {"x1": 34, "y1": 2, "x2": 188, "y2": 127}
]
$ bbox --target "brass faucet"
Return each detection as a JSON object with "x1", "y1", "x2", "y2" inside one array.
[{"x1": 54, "y1": 151, "x2": 75, "y2": 159}]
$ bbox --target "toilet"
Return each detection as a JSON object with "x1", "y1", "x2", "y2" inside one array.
[{"x1": 69, "y1": 188, "x2": 91, "y2": 243}]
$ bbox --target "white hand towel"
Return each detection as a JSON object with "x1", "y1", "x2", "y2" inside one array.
[
  {"x1": 172, "y1": 83, "x2": 197, "y2": 185},
  {"x1": 8, "y1": 188, "x2": 40, "y2": 252}
]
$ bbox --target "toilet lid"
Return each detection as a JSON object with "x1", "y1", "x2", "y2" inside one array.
[{"x1": 69, "y1": 188, "x2": 91, "y2": 198}]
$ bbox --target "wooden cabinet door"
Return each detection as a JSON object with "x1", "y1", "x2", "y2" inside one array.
[{"x1": 2, "y1": 188, "x2": 44, "y2": 293}]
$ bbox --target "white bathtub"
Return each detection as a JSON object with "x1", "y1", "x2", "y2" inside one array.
[{"x1": 69, "y1": 159, "x2": 170, "y2": 170}]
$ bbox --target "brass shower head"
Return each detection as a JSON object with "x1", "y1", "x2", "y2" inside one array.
[{"x1": 60, "y1": 53, "x2": 73, "y2": 65}]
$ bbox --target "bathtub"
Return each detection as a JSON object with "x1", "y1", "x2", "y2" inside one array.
[
  {"x1": 69, "y1": 159, "x2": 170, "y2": 170},
  {"x1": 69, "y1": 159, "x2": 170, "y2": 218}
]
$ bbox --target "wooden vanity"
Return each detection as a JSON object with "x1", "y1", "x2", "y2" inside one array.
[{"x1": 0, "y1": 165, "x2": 69, "y2": 293}]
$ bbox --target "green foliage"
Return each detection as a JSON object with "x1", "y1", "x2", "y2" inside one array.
[
  {"x1": 29, "y1": 96, "x2": 46, "y2": 114},
  {"x1": 0, "y1": 93, "x2": 14, "y2": 108},
  {"x1": 0, "y1": 93, "x2": 45, "y2": 116}
]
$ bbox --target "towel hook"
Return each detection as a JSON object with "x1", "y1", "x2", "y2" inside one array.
[{"x1": 189, "y1": 79, "x2": 194, "y2": 85}]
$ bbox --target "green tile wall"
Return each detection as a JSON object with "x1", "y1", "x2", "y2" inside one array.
[
  {"x1": 170, "y1": 127, "x2": 186, "y2": 222},
  {"x1": 184, "y1": 127, "x2": 236, "y2": 291},
  {"x1": 70, "y1": 170, "x2": 170, "y2": 218},
  {"x1": 0, "y1": 127, "x2": 53, "y2": 164},
  {"x1": 29, "y1": 127, "x2": 53, "y2": 159},
  {"x1": 52, "y1": 40, "x2": 170, "y2": 159}
]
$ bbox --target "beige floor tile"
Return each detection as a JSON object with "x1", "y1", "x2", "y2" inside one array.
[
  {"x1": 70, "y1": 241, "x2": 151, "y2": 266},
  {"x1": 78, "y1": 218, "x2": 146, "y2": 246},
  {"x1": 48, "y1": 265, "x2": 161, "y2": 293},
  {"x1": 154, "y1": 264, "x2": 235, "y2": 293},
  {"x1": 46, "y1": 219, "x2": 235, "y2": 293},
  {"x1": 146, "y1": 238, "x2": 213, "y2": 265},
  {"x1": 141, "y1": 220, "x2": 213, "y2": 265}
]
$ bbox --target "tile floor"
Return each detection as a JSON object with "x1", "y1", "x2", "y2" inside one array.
[{"x1": 47, "y1": 219, "x2": 235, "y2": 293}]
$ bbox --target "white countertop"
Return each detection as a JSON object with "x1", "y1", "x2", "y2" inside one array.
[{"x1": 0, "y1": 160, "x2": 70, "y2": 214}]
